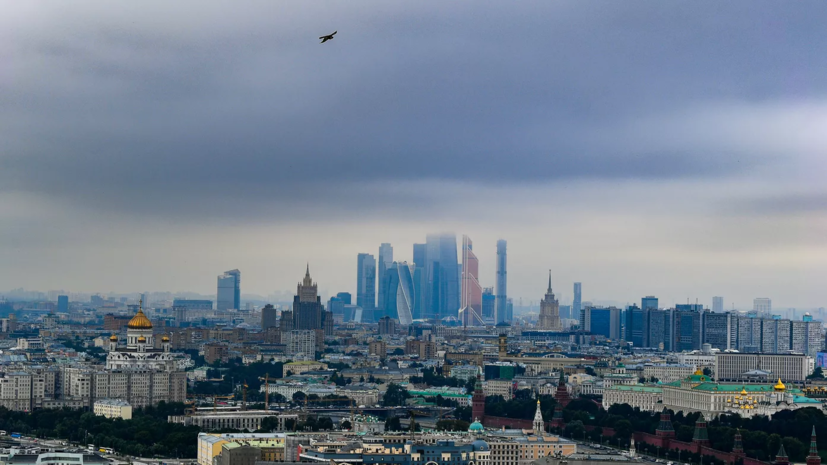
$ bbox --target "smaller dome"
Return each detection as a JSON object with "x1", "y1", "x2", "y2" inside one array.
[
  {"x1": 471, "y1": 439, "x2": 489, "y2": 451},
  {"x1": 774, "y1": 378, "x2": 786, "y2": 391},
  {"x1": 109, "y1": 334, "x2": 118, "y2": 341},
  {"x1": 137, "y1": 336, "x2": 147, "y2": 343},
  {"x1": 741, "y1": 388, "x2": 748, "y2": 395},
  {"x1": 694, "y1": 368, "x2": 704, "y2": 376},
  {"x1": 162, "y1": 336, "x2": 170, "y2": 342},
  {"x1": 469, "y1": 418, "x2": 484, "y2": 432}
]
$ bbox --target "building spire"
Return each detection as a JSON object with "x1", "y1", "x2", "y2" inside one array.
[
  {"x1": 306, "y1": 263, "x2": 310, "y2": 278},
  {"x1": 808, "y1": 424, "x2": 822, "y2": 465},
  {"x1": 548, "y1": 270, "x2": 552, "y2": 292},
  {"x1": 533, "y1": 398, "x2": 544, "y2": 434}
]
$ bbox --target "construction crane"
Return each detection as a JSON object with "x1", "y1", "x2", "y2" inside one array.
[
  {"x1": 407, "y1": 410, "x2": 428, "y2": 442},
  {"x1": 258, "y1": 374, "x2": 270, "y2": 410}
]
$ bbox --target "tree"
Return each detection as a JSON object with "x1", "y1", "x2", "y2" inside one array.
[
  {"x1": 585, "y1": 367, "x2": 596, "y2": 376},
  {"x1": 292, "y1": 392, "x2": 306, "y2": 403},
  {"x1": 340, "y1": 420, "x2": 352, "y2": 430},
  {"x1": 564, "y1": 420, "x2": 585, "y2": 439},
  {"x1": 808, "y1": 367, "x2": 824, "y2": 379},
  {"x1": 703, "y1": 367, "x2": 713, "y2": 376},
  {"x1": 391, "y1": 348, "x2": 404, "y2": 356},
  {"x1": 385, "y1": 416, "x2": 402, "y2": 431},
  {"x1": 436, "y1": 419, "x2": 470, "y2": 431},
  {"x1": 382, "y1": 383, "x2": 410, "y2": 406}
]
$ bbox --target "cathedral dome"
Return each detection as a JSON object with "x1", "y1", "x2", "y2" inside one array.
[
  {"x1": 774, "y1": 378, "x2": 786, "y2": 391},
  {"x1": 162, "y1": 336, "x2": 170, "y2": 342},
  {"x1": 109, "y1": 334, "x2": 118, "y2": 341},
  {"x1": 137, "y1": 336, "x2": 147, "y2": 343},
  {"x1": 128, "y1": 308, "x2": 153, "y2": 329},
  {"x1": 469, "y1": 419, "x2": 484, "y2": 433}
]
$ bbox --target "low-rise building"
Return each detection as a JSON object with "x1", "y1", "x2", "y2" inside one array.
[
  {"x1": 93, "y1": 399, "x2": 132, "y2": 419},
  {"x1": 602, "y1": 385, "x2": 662, "y2": 411}
]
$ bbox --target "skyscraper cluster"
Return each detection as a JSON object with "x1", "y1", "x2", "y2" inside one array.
[{"x1": 354, "y1": 234, "x2": 508, "y2": 326}]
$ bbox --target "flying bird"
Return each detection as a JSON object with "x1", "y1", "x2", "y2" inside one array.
[{"x1": 319, "y1": 31, "x2": 337, "y2": 44}]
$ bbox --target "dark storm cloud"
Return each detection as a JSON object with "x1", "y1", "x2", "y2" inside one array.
[{"x1": 1, "y1": 1, "x2": 826, "y2": 221}]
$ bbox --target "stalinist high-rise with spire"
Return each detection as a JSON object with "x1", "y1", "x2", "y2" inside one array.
[{"x1": 538, "y1": 271, "x2": 561, "y2": 330}]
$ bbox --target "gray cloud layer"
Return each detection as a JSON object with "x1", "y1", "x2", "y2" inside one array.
[{"x1": 1, "y1": 1, "x2": 825, "y2": 307}]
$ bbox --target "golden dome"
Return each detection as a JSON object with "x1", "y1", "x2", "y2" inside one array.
[
  {"x1": 137, "y1": 336, "x2": 147, "y2": 343},
  {"x1": 694, "y1": 368, "x2": 704, "y2": 376},
  {"x1": 109, "y1": 334, "x2": 118, "y2": 341},
  {"x1": 741, "y1": 388, "x2": 748, "y2": 395},
  {"x1": 774, "y1": 378, "x2": 786, "y2": 391},
  {"x1": 128, "y1": 308, "x2": 153, "y2": 329},
  {"x1": 162, "y1": 336, "x2": 170, "y2": 342}
]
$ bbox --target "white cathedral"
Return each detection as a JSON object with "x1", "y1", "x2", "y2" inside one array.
[{"x1": 106, "y1": 302, "x2": 187, "y2": 372}]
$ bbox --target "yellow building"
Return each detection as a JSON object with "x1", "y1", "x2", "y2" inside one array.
[{"x1": 197, "y1": 433, "x2": 285, "y2": 465}]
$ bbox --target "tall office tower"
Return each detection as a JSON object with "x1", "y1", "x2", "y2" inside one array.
[
  {"x1": 791, "y1": 318, "x2": 823, "y2": 356},
  {"x1": 495, "y1": 240, "x2": 508, "y2": 324},
  {"x1": 506, "y1": 298, "x2": 514, "y2": 322},
  {"x1": 327, "y1": 296, "x2": 345, "y2": 321},
  {"x1": 57, "y1": 295, "x2": 69, "y2": 313},
  {"x1": 754, "y1": 298, "x2": 772, "y2": 316},
  {"x1": 761, "y1": 318, "x2": 791, "y2": 353},
  {"x1": 647, "y1": 309, "x2": 673, "y2": 351},
  {"x1": 736, "y1": 315, "x2": 762, "y2": 352},
  {"x1": 625, "y1": 305, "x2": 649, "y2": 347},
  {"x1": 292, "y1": 265, "x2": 324, "y2": 331},
  {"x1": 702, "y1": 311, "x2": 733, "y2": 350},
  {"x1": 412, "y1": 243, "x2": 427, "y2": 320},
  {"x1": 673, "y1": 309, "x2": 703, "y2": 351},
  {"x1": 538, "y1": 272, "x2": 561, "y2": 330},
  {"x1": 581, "y1": 306, "x2": 621, "y2": 339},
  {"x1": 641, "y1": 296, "x2": 658, "y2": 310},
  {"x1": 572, "y1": 283, "x2": 582, "y2": 325},
  {"x1": 356, "y1": 253, "x2": 377, "y2": 323},
  {"x1": 459, "y1": 235, "x2": 484, "y2": 326},
  {"x1": 216, "y1": 269, "x2": 241, "y2": 311},
  {"x1": 379, "y1": 262, "x2": 399, "y2": 321},
  {"x1": 261, "y1": 304, "x2": 278, "y2": 329},
  {"x1": 377, "y1": 243, "x2": 394, "y2": 317},
  {"x1": 482, "y1": 288, "x2": 495, "y2": 323},
  {"x1": 424, "y1": 234, "x2": 460, "y2": 320},
  {"x1": 336, "y1": 292, "x2": 352, "y2": 305},
  {"x1": 712, "y1": 296, "x2": 724, "y2": 313}
]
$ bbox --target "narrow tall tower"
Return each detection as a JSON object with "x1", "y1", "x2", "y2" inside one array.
[
  {"x1": 495, "y1": 240, "x2": 507, "y2": 324},
  {"x1": 471, "y1": 375, "x2": 485, "y2": 424}
]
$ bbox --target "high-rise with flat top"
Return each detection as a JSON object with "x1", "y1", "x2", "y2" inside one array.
[
  {"x1": 642, "y1": 296, "x2": 658, "y2": 310},
  {"x1": 572, "y1": 282, "x2": 582, "y2": 324},
  {"x1": 712, "y1": 296, "x2": 724, "y2": 313},
  {"x1": 495, "y1": 240, "x2": 507, "y2": 324},
  {"x1": 377, "y1": 243, "x2": 393, "y2": 318},
  {"x1": 754, "y1": 298, "x2": 772, "y2": 316},
  {"x1": 217, "y1": 269, "x2": 241, "y2": 311},
  {"x1": 424, "y1": 233, "x2": 459, "y2": 320},
  {"x1": 356, "y1": 253, "x2": 376, "y2": 323}
]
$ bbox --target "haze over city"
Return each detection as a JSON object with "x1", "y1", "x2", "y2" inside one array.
[{"x1": 1, "y1": 1, "x2": 825, "y2": 309}]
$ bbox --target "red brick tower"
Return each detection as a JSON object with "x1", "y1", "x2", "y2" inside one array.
[
  {"x1": 554, "y1": 371, "x2": 571, "y2": 407},
  {"x1": 808, "y1": 426, "x2": 821, "y2": 465},
  {"x1": 472, "y1": 374, "x2": 485, "y2": 423}
]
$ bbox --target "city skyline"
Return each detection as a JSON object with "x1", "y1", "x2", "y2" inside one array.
[{"x1": 0, "y1": 2, "x2": 825, "y2": 309}]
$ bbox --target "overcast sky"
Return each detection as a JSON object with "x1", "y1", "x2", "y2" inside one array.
[{"x1": 1, "y1": 1, "x2": 825, "y2": 309}]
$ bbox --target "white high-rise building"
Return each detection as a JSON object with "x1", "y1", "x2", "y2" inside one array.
[
  {"x1": 754, "y1": 298, "x2": 772, "y2": 316},
  {"x1": 712, "y1": 296, "x2": 724, "y2": 313}
]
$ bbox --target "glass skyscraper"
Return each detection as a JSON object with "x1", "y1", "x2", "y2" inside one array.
[
  {"x1": 572, "y1": 282, "x2": 582, "y2": 325},
  {"x1": 377, "y1": 243, "x2": 393, "y2": 317},
  {"x1": 459, "y1": 235, "x2": 483, "y2": 326},
  {"x1": 356, "y1": 253, "x2": 376, "y2": 323},
  {"x1": 216, "y1": 269, "x2": 241, "y2": 311},
  {"x1": 495, "y1": 240, "x2": 507, "y2": 324},
  {"x1": 641, "y1": 296, "x2": 658, "y2": 310},
  {"x1": 424, "y1": 233, "x2": 459, "y2": 320}
]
